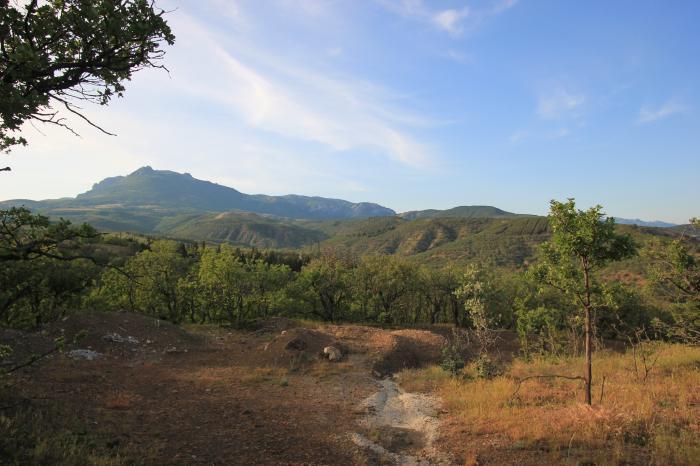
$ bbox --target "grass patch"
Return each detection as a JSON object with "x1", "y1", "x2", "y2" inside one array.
[
  {"x1": 240, "y1": 366, "x2": 287, "y2": 385},
  {"x1": 307, "y1": 360, "x2": 353, "y2": 379},
  {"x1": 398, "y1": 343, "x2": 700, "y2": 465},
  {"x1": 0, "y1": 400, "x2": 141, "y2": 465}
]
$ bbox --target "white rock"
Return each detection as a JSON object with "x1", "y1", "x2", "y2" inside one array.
[
  {"x1": 68, "y1": 349, "x2": 102, "y2": 361},
  {"x1": 323, "y1": 346, "x2": 343, "y2": 361}
]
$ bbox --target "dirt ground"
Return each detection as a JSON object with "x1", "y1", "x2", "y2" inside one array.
[{"x1": 2, "y1": 312, "x2": 461, "y2": 465}]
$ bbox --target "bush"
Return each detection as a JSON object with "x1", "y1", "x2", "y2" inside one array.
[
  {"x1": 474, "y1": 354, "x2": 499, "y2": 379},
  {"x1": 440, "y1": 329, "x2": 466, "y2": 376}
]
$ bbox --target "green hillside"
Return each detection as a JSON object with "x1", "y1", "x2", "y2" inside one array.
[
  {"x1": 2, "y1": 168, "x2": 693, "y2": 265},
  {"x1": 155, "y1": 211, "x2": 327, "y2": 249},
  {"x1": 399, "y1": 205, "x2": 527, "y2": 220},
  {"x1": 314, "y1": 216, "x2": 551, "y2": 266}
]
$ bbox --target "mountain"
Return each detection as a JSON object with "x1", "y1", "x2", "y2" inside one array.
[
  {"x1": 613, "y1": 217, "x2": 677, "y2": 228},
  {"x1": 76, "y1": 167, "x2": 395, "y2": 219},
  {"x1": 3, "y1": 167, "x2": 694, "y2": 261},
  {"x1": 1, "y1": 167, "x2": 395, "y2": 222},
  {"x1": 399, "y1": 205, "x2": 526, "y2": 220}
]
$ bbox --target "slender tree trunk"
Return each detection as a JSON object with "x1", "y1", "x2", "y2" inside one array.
[
  {"x1": 583, "y1": 260, "x2": 593, "y2": 405},
  {"x1": 584, "y1": 304, "x2": 592, "y2": 405}
]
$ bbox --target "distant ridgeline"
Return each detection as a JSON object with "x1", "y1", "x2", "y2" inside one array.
[{"x1": 0, "y1": 167, "x2": 687, "y2": 266}]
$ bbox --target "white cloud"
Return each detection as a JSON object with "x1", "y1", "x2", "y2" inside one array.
[
  {"x1": 378, "y1": 0, "x2": 516, "y2": 37},
  {"x1": 277, "y1": 0, "x2": 333, "y2": 17},
  {"x1": 637, "y1": 101, "x2": 688, "y2": 124},
  {"x1": 168, "y1": 13, "x2": 432, "y2": 167},
  {"x1": 491, "y1": 0, "x2": 519, "y2": 15},
  {"x1": 432, "y1": 8, "x2": 470, "y2": 36},
  {"x1": 537, "y1": 88, "x2": 585, "y2": 119}
]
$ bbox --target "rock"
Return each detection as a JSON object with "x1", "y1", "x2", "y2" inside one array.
[
  {"x1": 68, "y1": 349, "x2": 102, "y2": 360},
  {"x1": 102, "y1": 333, "x2": 139, "y2": 344},
  {"x1": 323, "y1": 346, "x2": 343, "y2": 361}
]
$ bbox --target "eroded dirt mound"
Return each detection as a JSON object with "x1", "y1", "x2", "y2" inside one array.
[
  {"x1": 371, "y1": 332, "x2": 445, "y2": 377},
  {"x1": 246, "y1": 316, "x2": 300, "y2": 333},
  {"x1": 261, "y1": 327, "x2": 345, "y2": 365},
  {"x1": 45, "y1": 311, "x2": 203, "y2": 359},
  {"x1": 324, "y1": 325, "x2": 446, "y2": 376}
]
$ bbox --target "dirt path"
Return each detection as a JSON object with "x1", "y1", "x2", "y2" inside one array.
[
  {"x1": 5, "y1": 313, "x2": 453, "y2": 465},
  {"x1": 350, "y1": 378, "x2": 453, "y2": 465}
]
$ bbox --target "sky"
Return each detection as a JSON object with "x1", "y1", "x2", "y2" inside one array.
[{"x1": 2, "y1": 0, "x2": 699, "y2": 223}]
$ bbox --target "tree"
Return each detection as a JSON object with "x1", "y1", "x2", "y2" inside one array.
[
  {"x1": 97, "y1": 240, "x2": 190, "y2": 322},
  {"x1": 647, "y1": 229, "x2": 700, "y2": 304},
  {"x1": 295, "y1": 253, "x2": 351, "y2": 322},
  {"x1": 352, "y1": 255, "x2": 416, "y2": 323},
  {"x1": 644, "y1": 217, "x2": 700, "y2": 343},
  {"x1": 0, "y1": 207, "x2": 102, "y2": 325},
  {"x1": 531, "y1": 199, "x2": 636, "y2": 405},
  {"x1": 197, "y1": 244, "x2": 254, "y2": 326},
  {"x1": 0, "y1": 0, "x2": 175, "y2": 159},
  {"x1": 455, "y1": 264, "x2": 499, "y2": 378},
  {"x1": 420, "y1": 265, "x2": 460, "y2": 325}
]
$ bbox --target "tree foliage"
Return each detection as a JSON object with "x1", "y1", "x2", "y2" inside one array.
[
  {"x1": 0, "y1": 207, "x2": 103, "y2": 326},
  {"x1": 0, "y1": 0, "x2": 174, "y2": 155},
  {"x1": 530, "y1": 199, "x2": 637, "y2": 404}
]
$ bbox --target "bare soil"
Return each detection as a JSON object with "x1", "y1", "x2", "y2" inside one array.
[{"x1": 2, "y1": 312, "x2": 452, "y2": 465}]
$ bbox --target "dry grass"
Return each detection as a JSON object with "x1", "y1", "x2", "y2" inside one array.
[
  {"x1": 307, "y1": 360, "x2": 354, "y2": 379},
  {"x1": 239, "y1": 366, "x2": 288, "y2": 385},
  {"x1": 0, "y1": 400, "x2": 138, "y2": 465},
  {"x1": 103, "y1": 390, "x2": 143, "y2": 410},
  {"x1": 398, "y1": 344, "x2": 700, "y2": 465}
]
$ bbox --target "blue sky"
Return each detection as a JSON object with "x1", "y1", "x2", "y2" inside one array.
[{"x1": 3, "y1": 0, "x2": 699, "y2": 223}]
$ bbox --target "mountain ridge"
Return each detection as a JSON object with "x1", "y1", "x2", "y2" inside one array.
[
  {"x1": 399, "y1": 205, "x2": 529, "y2": 220},
  {"x1": 613, "y1": 217, "x2": 678, "y2": 228},
  {"x1": 4, "y1": 166, "x2": 396, "y2": 221}
]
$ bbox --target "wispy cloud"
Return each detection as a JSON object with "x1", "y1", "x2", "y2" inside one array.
[
  {"x1": 431, "y1": 7, "x2": 471, "y2": 36},
  {"x1": 378, "y1": 0, "x2": 517, "y2": 37},
  {"x1": 537, "y1": 88, "x2": 585, "y2": 119},
  {"x1": 168, "y1": 13, "x2": 433, "y2": 167},
  {"x1": 637, "y1": 101, "x2": 688, "y2": 124},
  {"x1": 442, "y1": 49, "x2": 473, "y2": 64},
  {"x1": 491, "y1": 0, "x2": 519, "y2": 15}
]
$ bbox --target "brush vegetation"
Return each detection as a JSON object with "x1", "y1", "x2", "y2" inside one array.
[{"x1": 398, "y1": 344, "x2": 700, "y2": 465}]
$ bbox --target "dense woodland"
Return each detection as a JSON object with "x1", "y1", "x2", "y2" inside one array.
[{"x1": 2, "y1": 204, "x2": 698, "y2": 360}]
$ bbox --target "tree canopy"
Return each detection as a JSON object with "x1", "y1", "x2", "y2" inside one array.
[
  {"x1": 531, "y1": 199, "x2": 637, "y2": 404},
  {"x1": 0, "y1": 0, "x2": 174, "y2": 160}
]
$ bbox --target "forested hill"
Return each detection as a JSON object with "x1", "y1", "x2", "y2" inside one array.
[
  {"x1": 399, "y1": 205, "x2": 527, "y2": 220},
  {"x1": 1, "y1": 167, "x2": 691, "y2": 266},
  {"x1": 1, "y1": 166, "x2": 396, "y2": 220}
]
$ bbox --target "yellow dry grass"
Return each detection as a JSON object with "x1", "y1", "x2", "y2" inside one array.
[{"x1": 398, "y1": 344, "x2": 700, "y2": 465}]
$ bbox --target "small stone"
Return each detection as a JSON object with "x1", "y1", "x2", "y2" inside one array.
[
  {"x1": 68, "y1": 349, "x2": 102, "y2": 361},
  {"x1": 323, "y1": 346, "x2": 343, "y2": 361}
]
